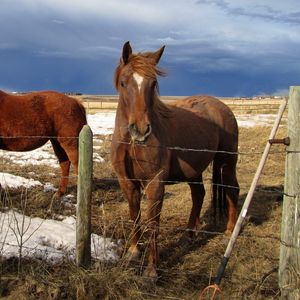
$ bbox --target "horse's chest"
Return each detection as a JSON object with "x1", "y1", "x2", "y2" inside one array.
[
  {"x1": 128, "y1": 147, "x2": 165, "y2": 176},
  {"x1": 111, "y1": 139, "x2": 167, "y2": 180}
]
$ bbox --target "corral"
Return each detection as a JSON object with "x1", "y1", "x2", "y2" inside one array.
[{"x1": 0, "y1": 96, "x2": 289, "y2": 299}]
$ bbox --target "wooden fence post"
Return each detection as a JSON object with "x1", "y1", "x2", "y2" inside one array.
[
  {"x1": 76, "y1": 125, "x2": 93, "y2": 268},
  {"x1": 279, "y1": 86, "x2": 300, "y2": 299}
]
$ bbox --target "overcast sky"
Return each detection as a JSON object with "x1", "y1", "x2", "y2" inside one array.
[{"x1": 0, "y1": 0, "x2": 299, "y2": 96}]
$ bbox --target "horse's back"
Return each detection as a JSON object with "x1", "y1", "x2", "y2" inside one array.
[
  {"x1": 173, "y1": 95, "x2": 236, "y2": 128},
  {"x1": 0, "y1": 90, "x2": 87, "y2": 151},
  {"x1": 173, "y1": 95, "x2": 238, "y2": 141},
  {"x1": 0, "y1": 90, "x2": 86, "y2": 129}
]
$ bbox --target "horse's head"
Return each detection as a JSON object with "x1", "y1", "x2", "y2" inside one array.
[{"x1": 114, "y1": 41, "x2": 165, "y2": 143}]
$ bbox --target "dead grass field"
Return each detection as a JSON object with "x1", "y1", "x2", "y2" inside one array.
[{"x1": 0, "y1": 122, "x2": 287, "y2": 299}]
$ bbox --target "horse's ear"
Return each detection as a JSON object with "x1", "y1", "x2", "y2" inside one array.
[
  {"x1": 152, "y1": 45, "x2": 165, "y2": 64},
  {"x1": 122, "y1": 41, "x2": 132, "y2": 65}
]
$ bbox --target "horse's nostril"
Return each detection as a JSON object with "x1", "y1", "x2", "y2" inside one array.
[
  {"x1": 128, "y1": 123, "x2": 151, "y2": 142},
  {"x1": 128, "y1": 123, "x2": 137, "y2": 134},
  {"x1": 128, "y1": 123, "x2": 140, "y2": 140},
  {"x1": 145, "y1": 124, "x2": 152, "y2": 136}
]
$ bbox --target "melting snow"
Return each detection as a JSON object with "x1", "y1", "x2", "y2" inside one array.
[{"x1": 0, "y1": 211, "x2": 121, "y2": 262}]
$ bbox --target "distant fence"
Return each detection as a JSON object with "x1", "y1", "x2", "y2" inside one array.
[{"x1": 72, "y1": 95, "x2": 285, "y2": 114}]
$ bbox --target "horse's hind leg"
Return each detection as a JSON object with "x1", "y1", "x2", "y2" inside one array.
[
  {"x1": 51, "y1": 139, "x2": 71, "y2": 198},
  {"x1": 187, "y1": 179, "x2": 205, "y2": 237},
  {"x1": 222, "y1": 164, "x2": 240, "y2": 234}
]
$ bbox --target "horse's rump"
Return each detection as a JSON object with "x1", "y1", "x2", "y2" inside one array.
[{"x1": 170, "y1": 95, "x2": 238, "y2": 219}]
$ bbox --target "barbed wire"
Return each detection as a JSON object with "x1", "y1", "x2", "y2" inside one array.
[
  {"x1": 0, "y1": 199, "x2": 283, "y2": 243},
  {"x1": 0, "y1": 243, "x2": 278, "y2": 300},
  {"x1": 0, "y1": 105, "x2": 289, "y2": 275},
  {"x1": 0, "y1": 135, "x2": 79, "y2": 139},
  {"x1": 0, "y1": 134, "x2": 289, "y2": 156},
  {"x1": 0, "y1": 170, "x2": 285, "y2": 197},
  {"x1": 0, "y1": 227, "x2": 286, "y2": 259},
  {"x1": 97, "y1": 217, "x2": 283, "y2": 242},
  {"x1": 0, "y1": 221, "x2": 293, "y2": 265}
]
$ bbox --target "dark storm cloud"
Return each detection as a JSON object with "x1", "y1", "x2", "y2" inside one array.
[
  {"x1": 0, "y1": 0, "x2": 299, "y2": 96},
  {"x1": 196, "y1": 0, "x2": 300, "y2": 25}
]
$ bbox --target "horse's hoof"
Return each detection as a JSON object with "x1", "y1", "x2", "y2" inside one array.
[
  {"x1": 54, "y1": 191, "x2": 62, "y2": 198},
  {"x1": 124, "y1": 247, "x2": 140, "y2": 262},
  {"x1": 224, "y1": 229, "x2": 232, "y2": 236},
  {"x1": 143, "y1": 266, "x2": 158, "y2": 284}
]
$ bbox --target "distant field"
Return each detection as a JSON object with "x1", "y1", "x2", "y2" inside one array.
[{"x1": 72, "y1": 94, "x2": 285, "y2": 114}]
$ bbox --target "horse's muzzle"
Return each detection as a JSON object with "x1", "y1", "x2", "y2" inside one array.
[{"x1": 128, "y1": 123, "x2": 152, "y2": 143}]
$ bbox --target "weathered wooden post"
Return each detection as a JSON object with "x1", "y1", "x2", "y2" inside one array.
[
  {"x1": 76, "y1": 125, "x2": 93, "y2": 268},
  {"x1": 279, "y1": 86, "x2": 300, "y2": 299}
]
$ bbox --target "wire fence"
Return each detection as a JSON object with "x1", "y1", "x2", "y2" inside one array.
[
  {"x1": 0, "y1": 137, "x2": 287, "y2": 194},
  {"x1": 0, "y1": 121, "x2": 288, "y2": 203},
  {"x1": 0, "y1": 134, "x2": 287, "y2": 195},
  {"x1": 0, "y1": 104, "x2": 288, "y2": 298}
]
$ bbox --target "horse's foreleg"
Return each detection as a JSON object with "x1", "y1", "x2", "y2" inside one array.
[
  {"x1": 143, "y1": 181, "x2": 165, "y2": 280},
  {"x1": 187, "y1": 181, "x2": 205, "y2": 237},
  {"x1": 120, "y1": 180, "x2": 142, "y2": 261}
]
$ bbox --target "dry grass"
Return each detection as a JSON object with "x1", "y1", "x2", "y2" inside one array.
[{"x1": 0, "y1": 123, "x2": 287, "y2": 299}]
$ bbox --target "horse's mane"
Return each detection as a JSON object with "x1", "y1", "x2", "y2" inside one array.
[{"x1": 114, "y1": 53, "x2": 172, "y2": 122}]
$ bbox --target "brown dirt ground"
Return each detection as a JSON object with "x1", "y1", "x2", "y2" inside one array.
[{"x1": 0, "y1": 123, "x2": 287, "y2": 299}]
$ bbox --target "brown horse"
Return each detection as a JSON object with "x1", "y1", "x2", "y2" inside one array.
[
  {"x1": 111, "y1": 42, "x2": 239, "y2": 280},
  {"x1": 0, "y1": 90, "x2": 87, "y2": 197}
]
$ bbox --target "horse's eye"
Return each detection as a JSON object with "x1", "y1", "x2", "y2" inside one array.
[
  {"x1": 151, "y1": 80, "x2": 157, "y2": 88},
  {"x1": 120, "y1": 80, "x2": 127, "y2": 88}
]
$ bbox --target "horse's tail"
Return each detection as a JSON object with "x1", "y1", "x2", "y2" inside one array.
[
  {"x1": 212, "y1": 161, "x2": 227, "y2": 222},
  {"x1": 76, "y1": 99, "x2": 88, "y2": 125},
  {"x1": 81, "y1": 103, "x2": 88, "y2": 125}
]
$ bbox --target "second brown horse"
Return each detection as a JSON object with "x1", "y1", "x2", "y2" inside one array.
[
  {"x1": 0, "y1": 90, "x2": 87, "y2": 197},
  {"x1": 111, "y1": 42, "x2": 239, "y2": 280}
]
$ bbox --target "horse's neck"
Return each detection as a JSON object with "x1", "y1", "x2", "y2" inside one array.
[
  {"x1": 0, "y1": 90, "x2": 7, "y2": 97},
  {"x1": 152, "y1": 97, "x2": 172, "y2": 126},
  {"x1": 0, "y1": 90, "x2": 8, "y2": 102}
]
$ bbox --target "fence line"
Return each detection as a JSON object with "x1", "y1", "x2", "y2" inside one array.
[
  {"x1": 78, "y1": 95, "x2": 286, "y2": 114},
  {"x1": 0, "y1": 102, "x2": 287, "y2": 297},
  {"x1": 0, "y1": 222, "x2": 283, "y2": 258},
  {"x1": 0, "y1": 135, "x2": 79, "y2": 139},
  {"x1": 0, "y1": 130, "x2": 286, "y2": 192},
  {"x1": 0, "y1": 171, "x2": 285, "y2": 196},
  {"x1": 0, "y1": 225, "x2": 282, "y2": 251},
  {"x1": 0, "y1": 135, "x2": 288, "y2": 156}
]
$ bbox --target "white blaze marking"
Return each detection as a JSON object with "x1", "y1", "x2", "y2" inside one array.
[{"x1": 133, "y1": 72, "x2": 144, "y2": 91}]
